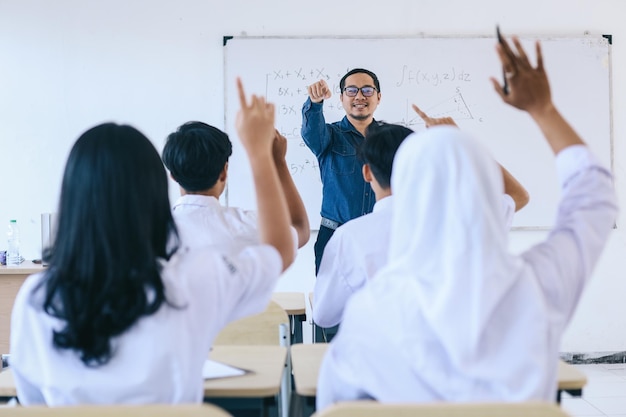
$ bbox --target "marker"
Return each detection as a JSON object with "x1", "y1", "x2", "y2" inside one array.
[{"x1": 496, "y1": 25, "x2": 509, "y2": 95}]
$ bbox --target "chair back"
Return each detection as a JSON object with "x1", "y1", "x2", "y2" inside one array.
[
  {"x1": 213, "y1": 300, "x2": 289, "y2": 346},
  {"x1": 312, "y1": 401, "x2": 572, "y2": 417}
]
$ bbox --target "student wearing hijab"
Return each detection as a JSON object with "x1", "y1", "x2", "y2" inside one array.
[
  {"x1": 313, "y1": 117, "x2": 529, "y2": 332},
  {"x1": 316, "y1": 35, "x2": 618, "y2": 408},
  {"x1": 9, "y1": 79, "x2": 296, "y2": 405}
]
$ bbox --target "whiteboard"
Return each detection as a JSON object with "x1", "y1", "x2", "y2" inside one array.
[{"x1": 224, "y1": 36, "x2": 612, "y2": 229}]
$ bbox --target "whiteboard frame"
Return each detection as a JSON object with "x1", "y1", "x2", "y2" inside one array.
[{"x1": 223, "y1": 33, "x2": 614, "y2": 231}]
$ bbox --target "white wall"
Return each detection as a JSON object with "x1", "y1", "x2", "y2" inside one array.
[{"x1": 1, "y1": 0, "x2": 624, "y2": 352}]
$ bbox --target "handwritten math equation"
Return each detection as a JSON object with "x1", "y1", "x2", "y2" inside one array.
[
  {"x1": 395, "y1": 65, "x2": 473, "y2": 87},
  {"x1": 266, "y1": 64, "x2": 474, "y2": 97}
]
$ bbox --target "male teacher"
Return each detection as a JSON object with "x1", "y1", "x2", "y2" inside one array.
[{"x1": 302, "y1": 68, "x2": 381, "y2": 274}]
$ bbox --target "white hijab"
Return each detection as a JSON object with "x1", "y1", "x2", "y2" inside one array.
[{"x1": 379, "y1": 126, "x2": 536, "y2": 397}]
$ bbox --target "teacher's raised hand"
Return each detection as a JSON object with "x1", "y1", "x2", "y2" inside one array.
[{"x1": 308, "y1": 79, "x2": 332, "y2": 103}]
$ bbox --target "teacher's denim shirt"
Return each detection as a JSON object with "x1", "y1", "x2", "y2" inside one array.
[{"x1": 301, "y1": 98, "x2": 375, "y2": 225}]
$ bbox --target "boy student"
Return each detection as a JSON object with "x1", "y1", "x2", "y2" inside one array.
[
  {"x1": 316, "y1": 36, "x2": 618, "y2": 408},
  {"x1": 313, "y1": 117, "x2": 529, "y2": 331},
  {"x1": 312, "y1": 122, "x2": 412, "y2": 334},
  {"x1": 162, "y1": 121, "x2": 309, "y2": 252},
  {"x1": 302, "y1": 68, "x2": 381, "y2": 274},
  {"x1": 10, "y1": 79, "x2": 298, "y2": 405}
]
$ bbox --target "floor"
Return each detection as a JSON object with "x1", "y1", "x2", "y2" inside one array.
[{"x1": 562, "y1": 363, "x2": 626, "y2": 416}]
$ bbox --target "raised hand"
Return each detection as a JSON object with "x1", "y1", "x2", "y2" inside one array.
[
  {"x1": 491, "y1": 34, "x2": 583, "y2": 154},
  {"x1": 272, "y1": 129, "x2": 288, "y2": 163},
  {"x1": 235, "y1": 77, "x2": 276, "y2": 156},
  {"x1": 412, "y1": 104, "x2": 458, "y2": 128},
  {"x1": 234, "y1": 77, "x2": 295, "y2": 270},
  {"x1": 491, "y1": 36, "x2": 552, "y2": 117},
  {"x1": 271, "y1": 128, "x2": 311, "y2": 248},
  {"x1": 307, "y1": 79, "x2": 332, "y2": 103}
]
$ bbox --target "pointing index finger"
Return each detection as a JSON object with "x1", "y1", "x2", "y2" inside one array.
[
  {"x1": 236, "y1": 77, "x2": 248, "y2": 109},
  {"x1": 412, "y1": 104, "x2": 429, "y2": 121},
  {"x1": 535, "y1": 40, "x2": 544, "y2": 71}
]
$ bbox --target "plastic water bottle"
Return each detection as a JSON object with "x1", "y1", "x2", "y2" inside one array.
[{"x1": 6, "y1": 220, "x2": 20, "y2": 266}]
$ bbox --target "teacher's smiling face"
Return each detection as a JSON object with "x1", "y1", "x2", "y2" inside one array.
[{"x1": 340, "y1": 72, "x2": 381, "y2": 123}]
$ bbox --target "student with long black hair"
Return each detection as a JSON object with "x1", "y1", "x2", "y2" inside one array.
[{"x1": 9, "y1": 78, "x2": 295, "y2": 405}]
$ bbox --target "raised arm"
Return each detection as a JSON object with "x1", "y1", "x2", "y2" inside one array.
[
  {"x1": 301, "y1": 79, "x2": 333, "y2": 156},
  {"x1": 236, "y1": 78, "x2": 295, "y2": 271},
  {"x1": 491, "y1": 37, "x2": 585, "y2": 153},
  {"x1": 493, "y1": 35, "x2": 617, "y2": 320},
  {"x1": 501, "y1": 165, "x2": 529, "y2": 212},
  {"x1": 272, "y1": 129, "x2": 310, "y2": 248}
]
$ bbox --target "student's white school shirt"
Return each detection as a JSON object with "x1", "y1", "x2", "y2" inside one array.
[
  {"x1": 313, "y1": 196, "x2": 394, "y2": 328},
  {"x1": 316, "y1": 132, "x2": 617, "y2": 409},
  {"x1": 313, "y1": 194, "x2": 516, "y2": 328},
  {"x1": 172, "y1": 194, "x2": 259, "y2": 251},
  {"x1": 172, "y1": 194, "x2": 298, "y2": 254},
  {"x1": 10, "y1": 243, "x2": 284, "y2": 405}
]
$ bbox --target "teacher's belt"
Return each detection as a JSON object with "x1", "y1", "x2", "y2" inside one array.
[{"x1": 320, "y1": 217, "x2": 341, "y2": 230}]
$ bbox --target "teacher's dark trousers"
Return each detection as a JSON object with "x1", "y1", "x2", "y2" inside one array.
[{"x1": 313, "y1": 224, "x2": 340, "y2": 342}]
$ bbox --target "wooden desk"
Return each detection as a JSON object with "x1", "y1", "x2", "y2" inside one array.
[
  {"x1": 290, "y1": 342, "x2": 325, "y2": 416},
  {"x1": 556, "y1": 360, "x2": 587, "y2": 402},
  {"x1": 0, "y1": 345, "x2": 286, "y2": 399},
  {"x1": 205, "y1": 345, "x2": 286, "y2": 398},
  {"x1": 290, "y1": 343, "x2": 326, "y2": 398},
  {"x1": 313, "y1": 401, "x2": 571, "y2": 417},
  {"x1": 0, "y1": 262, "x2": 45, "y2": 354},
  {"x1": 0, "y1": 367, "x2": 16, "y2": 398},
  {"x1": 0, "y1": 404, "x2": 233, "y2": 417},
  {"x1": 271, "y1": 292, "x2": 306, "y2": 344},
  {"x1": 290, "y1": 343, "x2": 587, "y2": 413}
]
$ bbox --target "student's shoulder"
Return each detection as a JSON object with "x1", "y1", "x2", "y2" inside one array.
[
  {"x1": 172, "y1": 194, "x2": 219, "y2": 210},
  {"x1": 166, "y1": 243, "x2": 278, "y2": 279},
  {"x1": 18, "y1": 270, "x2": 46, "y2": 291},
  {"x1": 325, "y1": 215, "x2": 376, "y2": 256},
  {"x1": 225, "y1": 205, "x2": 257, "y2": 220},
  {"x1": 335, "y1": 211, "x2": 379, "y2": 236},
  {"x1": 162, "y1": 247, "x2": 224, "y2": 281},
  {"x1": 340, "y1": 281, "x2": 381, "y2": 329},
  {"x1": 13, "y1": 271, "x2": 47, "y2": 311},
  {"x1": 222, "y1": 207, "x2": 260, "y2": 239}
]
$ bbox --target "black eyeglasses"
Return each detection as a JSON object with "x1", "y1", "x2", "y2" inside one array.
[{"x1": 342, "y1": 86, "x2": 377, "y2": 97}]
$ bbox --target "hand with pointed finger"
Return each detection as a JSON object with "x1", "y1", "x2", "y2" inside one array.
[
  {"x1": 235, "y1": 77, "x2": 276, "y2": 157},
  {"x1": 490, "y1": 36, "x2": 553, "y2": 116},
  {"x1": 307, "y1": 79, "x2": 332, "y2": 103},
  {"x1": 412, "y1": 104, "x2": 458, "y2": 128}
]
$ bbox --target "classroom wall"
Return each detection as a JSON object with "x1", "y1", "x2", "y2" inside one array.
[{"x1": 1, "y1": 0, "x2": 624, "y2": 353}]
